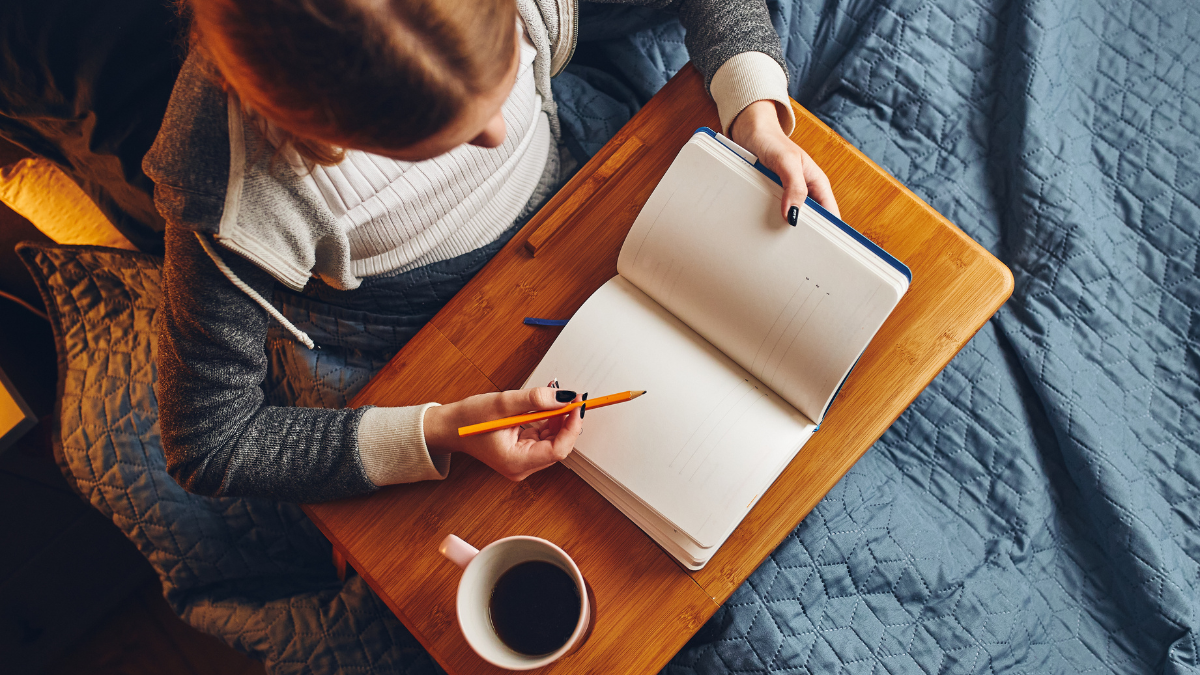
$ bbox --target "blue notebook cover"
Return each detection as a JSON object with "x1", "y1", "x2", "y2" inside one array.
[{"x1": 693, "y1": 127, "x2": 912, "y2": 283}]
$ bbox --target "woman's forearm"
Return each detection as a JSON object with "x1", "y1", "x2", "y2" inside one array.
[{"x1": 158, "y1": 226, "x2": 381, "y2": 502}]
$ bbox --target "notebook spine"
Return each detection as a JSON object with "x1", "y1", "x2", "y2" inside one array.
[{"x1": 691, "y1": 127, "x2": 912, "y2": 283}]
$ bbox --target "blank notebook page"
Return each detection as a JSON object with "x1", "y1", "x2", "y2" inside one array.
[
  {"x1": 618, "y1": 135, "x2": 906, "y2": 421},
  {"x1": 526, "y1": 276, "x2": 815, "y2": 548}
]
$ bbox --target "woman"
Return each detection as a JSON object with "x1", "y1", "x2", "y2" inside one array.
[{"x1": 145, "y1": 0, "x2": 840, "y2": 502}]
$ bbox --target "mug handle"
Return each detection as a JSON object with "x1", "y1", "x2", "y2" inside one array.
[{"x1": 439, "y1": 534, "x2": 479, "y2": 570}]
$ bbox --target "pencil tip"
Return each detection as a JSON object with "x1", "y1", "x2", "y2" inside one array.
[{"x1": 631, "y1": 390, "x2": 646, "y2": 398}]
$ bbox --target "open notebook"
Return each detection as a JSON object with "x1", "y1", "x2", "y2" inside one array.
[{"x1": 526, "y1": 129, "x2": 911, "y2": 569}]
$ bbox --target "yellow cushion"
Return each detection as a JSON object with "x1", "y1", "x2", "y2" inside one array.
[{"x1": 0, "y1": 158, "x2": 136, "y2": 250}]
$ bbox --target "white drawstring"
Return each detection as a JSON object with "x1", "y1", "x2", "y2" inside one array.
[{"x1": 194, "y1": 232, "x2": 316, "y2": 350}]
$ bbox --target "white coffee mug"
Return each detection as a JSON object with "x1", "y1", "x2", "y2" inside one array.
[{"x1": 439, "y1": 534, "x2": 593, "y2": 670}]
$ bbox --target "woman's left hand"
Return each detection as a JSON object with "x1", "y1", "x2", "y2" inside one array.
[{"x1": 729, "y1": 100, "x2": 841, "y2": 223}]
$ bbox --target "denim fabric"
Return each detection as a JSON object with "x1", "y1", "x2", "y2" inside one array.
[{"x1": 261, "y1": 220, "x2": 523, "y2": 410}]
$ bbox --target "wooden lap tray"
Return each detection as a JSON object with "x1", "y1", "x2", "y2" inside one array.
[{"x1": 303, "y1": 64, "x2": 1013, "y2": 674}]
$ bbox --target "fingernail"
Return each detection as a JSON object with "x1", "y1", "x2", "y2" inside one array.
[
  {"x1": 555, "y1": 390, "x2": 577, "y2": 402},
  {"x1": 581, "y1": 392, "x2": 588, "y2": 417},
  {"x1": 551, "y1": 378, "x2": 560, "y2": 388},
  {"x1": 787, "y1": 206, "x2": 798, "y2": 226}
]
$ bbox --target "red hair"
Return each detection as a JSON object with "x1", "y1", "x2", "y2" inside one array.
[{"x1": 186, "y1": 0, "x2": 517, "y2": 165}]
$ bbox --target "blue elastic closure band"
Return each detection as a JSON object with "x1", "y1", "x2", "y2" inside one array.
[
  {"x1": 523, "y1": 317, "x2": 570, "y2": 326},
  {"x1": 691, "y1": 127, "x2": 912, "y2": 283}
]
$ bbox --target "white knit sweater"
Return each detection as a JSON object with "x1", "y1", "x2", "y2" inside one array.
[{"x1": 297, "y1": 25, "x2": 551, "y2": 278}]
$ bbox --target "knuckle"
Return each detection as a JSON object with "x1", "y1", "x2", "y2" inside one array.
[{"x1": 527, "y1": 387, "x2": 546, "y2": 408}]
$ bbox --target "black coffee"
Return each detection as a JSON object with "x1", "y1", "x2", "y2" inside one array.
[{"x1": 489, "y1": 560, "x2": 581, "y2": 655}]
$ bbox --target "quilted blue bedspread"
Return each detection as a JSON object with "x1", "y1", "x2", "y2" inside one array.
[
  {"x1": 560, "y1": 0, "x2": 1199, "y2": 672},
  {"x1": 22, "y1": 0, "x2": 1196, "y2": 673}
]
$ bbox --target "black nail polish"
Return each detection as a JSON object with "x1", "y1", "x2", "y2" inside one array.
[
  {"x1": 556, "y1": 390, "x2": 577, "y2": 402},
  {"x1": 581, "y1": 392, "x2": 588, "y2": 417},
  {"x1": 787, "y1": 206, "x2": 799, "y2": 226}
]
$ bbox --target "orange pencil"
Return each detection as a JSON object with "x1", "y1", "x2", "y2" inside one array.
[{"x1": 457, "y1": 390, "x2": 646, "y2": 437}]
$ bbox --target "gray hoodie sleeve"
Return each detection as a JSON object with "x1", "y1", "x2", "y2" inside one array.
[
  {"x1": 591, "y1": 0, "x2": 788, "y2": 90},
  {"x1": 157, "y1": 225, "x2": 378, "y2": 502}
]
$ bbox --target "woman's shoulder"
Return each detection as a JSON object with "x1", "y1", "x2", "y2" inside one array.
[{"x1": 142, "y1": 50, "x2": 232, "y2": 233}]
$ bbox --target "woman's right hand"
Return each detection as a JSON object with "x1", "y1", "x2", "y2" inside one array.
[
  {"x1": 422, "y1": 387, "x2": 584, "y2": 481},
  {"x1": 730, "y1": 99, "x2": 840, "y2": 222}
]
